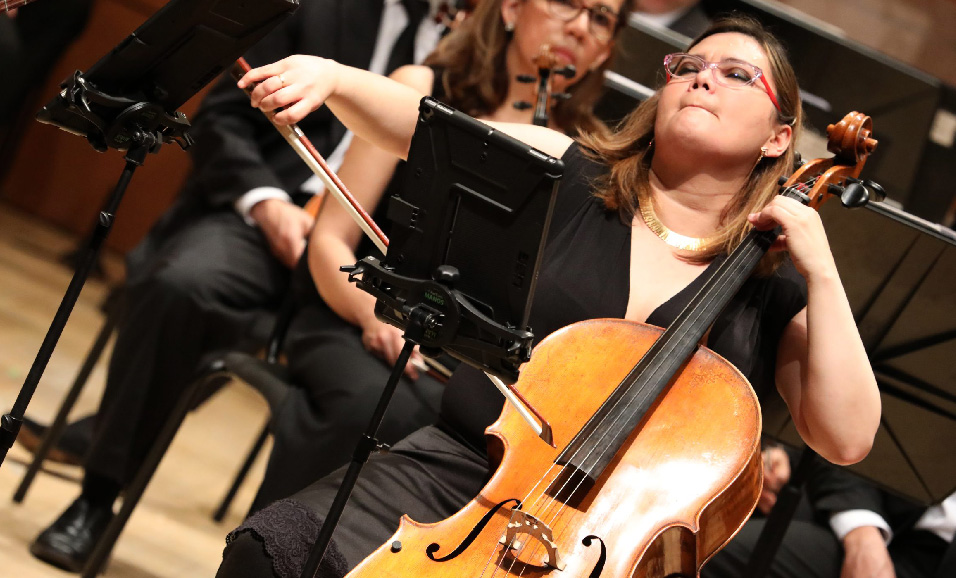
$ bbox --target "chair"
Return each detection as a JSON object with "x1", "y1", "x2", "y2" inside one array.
[
  {"x1": 11, "y1": 282, "x2": 299, "y2": 577},
  {"x1": 13, "y1": 196, "x2": 327, "y2": 508},
  {"x1": 77, "y1": 293, "x2": 298, "y2": 577},
  {"x1": 11, "y1": 288, "x2": 286, "y2": 513}
]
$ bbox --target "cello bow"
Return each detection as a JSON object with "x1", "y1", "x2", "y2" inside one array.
[{"x1": 2, "y1": 0, "x2": 34, "y2": 14}]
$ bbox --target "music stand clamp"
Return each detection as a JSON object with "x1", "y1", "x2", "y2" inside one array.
[
  {"x1": 47, "y1": 69, "x2": 195, "y2": 153},
  {"x1": 0, "y1": 0, "x2": 298, "y2": 471},
  {"x1": 296, "y1": 253, "x2": 538, "y2": 578},
  {"x1": 349, "y1": 258, "x2": 535, "y2": 382}
]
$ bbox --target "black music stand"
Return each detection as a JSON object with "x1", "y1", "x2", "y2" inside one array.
[
  {"x1": 0, "y1": 0, "x2": 298, "y2": 469},
  {"x1": 749, "y1": 198, "x2": 956, "y2": 577},
  {"x1": 298, "y1": 97, "x2": 563, "y2": 578}
]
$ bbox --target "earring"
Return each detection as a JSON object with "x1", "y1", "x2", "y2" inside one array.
[
  {"x1": 504, "y1": 21, "x2": 515, "y2": 32},
  {"x1": 750, "y1": 146, "x2": 768, "y2": 174}
]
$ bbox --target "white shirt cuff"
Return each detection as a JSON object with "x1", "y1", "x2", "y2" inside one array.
[
  {"x1": 830, "y1": 510, "x2": 893, "y2": 544},
  {"x1": 235, "y1": 187, "x2": 292, "y2": 226}
]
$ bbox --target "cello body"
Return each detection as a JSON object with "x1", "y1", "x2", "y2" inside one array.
[{"x1": 347, "y1": 318, "x2": 762, "y2": 578}]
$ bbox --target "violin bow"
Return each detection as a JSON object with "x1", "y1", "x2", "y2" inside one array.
[{"x1": 230, "y1": 58, "x2": 554, "y2": 446}]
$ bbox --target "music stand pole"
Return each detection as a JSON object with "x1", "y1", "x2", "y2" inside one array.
[
  {"x1": 0, "y1": 132, "x2": 157, "y2": 468},
  {"x1": 299, "y1": 306, "x2": 435, "y2": 578}
]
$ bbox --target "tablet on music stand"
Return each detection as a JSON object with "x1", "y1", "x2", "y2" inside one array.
[{"x1": 349, "y1": 97, "x2": 564, "y2": 383}]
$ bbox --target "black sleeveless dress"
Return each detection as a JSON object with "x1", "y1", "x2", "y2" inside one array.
[{"x1": 218, "y1": 141, "x2": 808, "y2": 578}]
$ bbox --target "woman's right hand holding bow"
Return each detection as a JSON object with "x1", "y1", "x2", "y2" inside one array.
[
  {"x1": 239, "y1": 55, "x2": 340, "y2": 125},
  {"x1": 238, "y1": 56, "x2": 424, "y2": 160}
]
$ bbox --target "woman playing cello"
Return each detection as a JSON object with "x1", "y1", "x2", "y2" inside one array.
[{"x1": 219, "y1": 12, "x2": 880, "y2": 578}]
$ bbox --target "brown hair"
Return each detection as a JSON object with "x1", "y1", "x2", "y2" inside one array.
[
  {"x1": 424, "y1": 0, "x2": 633, "y2": 135},
  {"x1": 579, "y1": 14, "x2": 804, "y2": 272}
]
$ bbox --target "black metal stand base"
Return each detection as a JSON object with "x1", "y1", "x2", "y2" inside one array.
[{"x1": 0, "y1": 136, "x2": 155, "y2": 470}]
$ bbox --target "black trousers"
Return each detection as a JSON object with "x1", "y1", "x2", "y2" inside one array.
[
  {"x1": 250, "y1": 294, "x2": 445, "y2": 509},
  {"x1": 85, "y1": 210, "x2": 290, "y2": 486}
]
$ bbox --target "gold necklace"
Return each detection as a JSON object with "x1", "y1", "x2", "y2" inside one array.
[{"x1": 639, "y1": 199, "x2": 718, "y2": 252}]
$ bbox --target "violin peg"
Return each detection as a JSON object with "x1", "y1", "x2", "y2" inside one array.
[
  {"x1": 557, "y1": 65, "x2": 576, "y2": 78},
  {"x1": 552, "y1": 93, "x2": 572, "y2": 102},
  {"x1": 516, "y1": 74, "x2": 536, "y2": 84},
  {"x1": 513, "y1": 101, "x2": 532, "y2": 111}
]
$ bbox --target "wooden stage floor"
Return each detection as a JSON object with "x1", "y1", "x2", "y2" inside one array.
[{"x1": 0, "y1": 203, "x2": 270, "y2": 577}]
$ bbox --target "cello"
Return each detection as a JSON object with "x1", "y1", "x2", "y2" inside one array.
[{"x1": 337, "y1": 112, "x2": 878, "y2": 578}]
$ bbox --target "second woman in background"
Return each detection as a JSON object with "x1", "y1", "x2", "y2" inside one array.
[{"x1": 249, "y1": 0, "x2": 629, "y2": 509}]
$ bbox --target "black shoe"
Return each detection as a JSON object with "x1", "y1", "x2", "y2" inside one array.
[
  {"x1": 16, "y1": 415, "x2": 93, "y2": 466},
  {"x1": 30, "y1": 496, "x2": 114, "y2": 572}
]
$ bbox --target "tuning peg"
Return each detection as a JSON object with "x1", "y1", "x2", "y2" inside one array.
[
  {"x1": 556, "y1": 65, "x2": 576, "y2": 79},
  {"x1": 513, "y1": 101, "x2": 532, "y2": 111},
  {"x1": 841, "y1": 181, "x2": 869, "y2": 208},
  {"x1": 792, "y1": 152, "x2": 804, "y2": 170},
  {"x1": 516, "y1": 74, "x2": 536, "y2": 84},
  {"x1": 552, "y1": 92, "x2": 572, "y2": 102},
  {"x1": 861, "y1": 179, "x2": 886, "y2": 202},
  {"x1": 827, "y1": 178, "x2": 871, "y2": 208}
]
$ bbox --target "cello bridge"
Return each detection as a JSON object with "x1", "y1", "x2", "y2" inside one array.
[{"x1": 500, "y1": 510, "x2": 565, "y2": 570}]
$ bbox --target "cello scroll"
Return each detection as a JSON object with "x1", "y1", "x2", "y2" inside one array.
[{"x1": 781, "y1": 111, "x2": 881, "y2": 210}]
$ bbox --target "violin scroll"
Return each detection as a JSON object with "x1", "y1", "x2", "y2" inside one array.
[{"x1": 513, "y1": 45, "x2": 576, "y2": 126}]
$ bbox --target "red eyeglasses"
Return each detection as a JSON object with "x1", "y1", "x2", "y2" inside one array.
[{"x1": 664, "y1": 52, "x2": 783, "y2": 113}]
